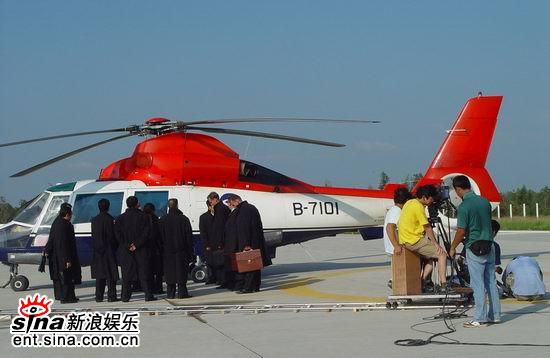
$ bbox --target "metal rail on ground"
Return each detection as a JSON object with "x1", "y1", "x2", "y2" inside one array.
[{"x1": 0, "y1": 300, "x2": 472, "y2": 318}]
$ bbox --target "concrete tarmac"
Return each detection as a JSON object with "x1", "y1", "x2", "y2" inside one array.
[{"x1": 1, "y1": 231, "x2": 549, "y2": 357}]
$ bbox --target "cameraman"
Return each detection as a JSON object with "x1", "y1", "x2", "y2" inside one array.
[
  {"x1": 449, "y1": 175, "x2": 501, "y2": 328},
  {"x1": 398, "y1": 184, "x2": 448, "y2": 291}
]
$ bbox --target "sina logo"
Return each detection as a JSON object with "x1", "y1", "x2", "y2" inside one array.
[
  {"x1": 18, "y1": 293, "x2": 52, "y2": 318},
  {"x1": 11, "y1": 293, "x2": 60, "y2": 334}
]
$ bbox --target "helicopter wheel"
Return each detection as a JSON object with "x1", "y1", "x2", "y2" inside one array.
[
  {"x1": 10, "y1": 275, "x2": 29, "y2": 292},
  {"x1": 191, "y1": 265, "x2": 210, "y2": 283}
]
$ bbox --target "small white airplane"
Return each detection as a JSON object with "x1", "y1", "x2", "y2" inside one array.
[{"x1": 0, "y1": 95, "x2": 503, "y2": 291}]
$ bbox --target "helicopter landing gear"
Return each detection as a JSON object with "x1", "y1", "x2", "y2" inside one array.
[
  {"x1": 2, "y1": 263, "x2": 30, "y2": 292},
  {"x1": 188, "y1": 256, "x2": 211, "y2": 283},
  {"x1": 191, "y1": 265, "x2": 210, "y2": 283},
  {"x1": 11, "y1": 275, "x2": 29, "y2": 291}
]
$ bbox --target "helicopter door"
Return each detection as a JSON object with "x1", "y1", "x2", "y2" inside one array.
[{"x1": 186, "y1": 187, "x2": 208, "y2": 229}]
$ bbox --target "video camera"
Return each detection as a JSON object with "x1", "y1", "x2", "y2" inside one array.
[{"x1": 427, "y1": 185, "x2": 451, "y2": 223}]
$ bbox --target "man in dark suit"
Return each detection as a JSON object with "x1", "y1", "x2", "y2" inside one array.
[
  {"x1": 144, "y1": 203, "x2": 164, "y2": 294},
  {"x1": 199, "y1": 200, "x2": 217, "y2": 284},
  {"x1": 207, "y1": 192, "x2": 231, "y2": 289},
  {"x1": 91, "y1": 199, "x2": 120, "y2": 302},
  {"x1": 45, "y1": 203, "x2": 81, "y2": 303},
  {"x1": 115, "y1": 196, "x2": 156, "y2": 302},
  {"x1": 159, "y1": 198, "x2": 194, "y2": 299},
  {"x1": 227, "y1": 194, "x2": 271, "y2": 293}
]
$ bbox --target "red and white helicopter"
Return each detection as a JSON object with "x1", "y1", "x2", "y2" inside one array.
[{"x1": 0, "y1": 95, "x2": 502, "y2": 291}]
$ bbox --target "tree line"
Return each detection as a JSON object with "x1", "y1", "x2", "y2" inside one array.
[
  {"x1": 499, "y1": 185, "x2": 550, "y2": 216},
  {"x1": 0, "y1": 197, "x2": 27, "y2": 224}
]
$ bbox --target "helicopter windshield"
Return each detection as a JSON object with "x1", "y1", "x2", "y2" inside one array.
[
  {"x1": 239, "y1": 160, "x2": 295, "y2": 186},
  {"x1": 40, "y1": 195, "x2": 70, "y2": 226},
  {"x1": 13, "y1": 192, "x2": 50, "y2": 225}
]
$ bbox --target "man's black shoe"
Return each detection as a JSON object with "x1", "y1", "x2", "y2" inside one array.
[
  {"x1": 108, "y1": 297, "x2": 120, "y2": 302},
  {"x1": 145, "y1": 296, "x2": 158, "y2": 301},
  {"x1": 121, "y1": 298, "x2": 130, "y2": 303},
  {"x1": 422, "y1": 279, "x2": 435, "y2": 293},
  {"x1": 236, "y1": 289, "x2": 253, "y2": 294},
  {"x1": 60, "y1": 299, "x2": 78, "y2": 304},
  {"x1": 95, "y1": 298, "x2": 104, "y2": 303},
  {"x1": 177, "y1": 294, "x2": 192, "y2": 299},
  {"x1": 166, "y1": 295, "x2": 175, "y2": 299}
]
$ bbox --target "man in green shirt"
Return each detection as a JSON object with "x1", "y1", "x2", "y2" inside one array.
[{"x1": 449, "y1": 175, "x2": 501, "y2": 328}]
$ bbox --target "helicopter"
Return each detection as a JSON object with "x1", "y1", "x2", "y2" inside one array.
[{"x1": 0, "y1": 95, "x2": 503, "y2": 291}]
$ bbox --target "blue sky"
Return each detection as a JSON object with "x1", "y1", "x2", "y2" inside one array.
[{"x1": 1, "y1": 1, "x2": 549, "y2": 204}]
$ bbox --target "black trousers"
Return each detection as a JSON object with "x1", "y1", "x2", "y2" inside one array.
[
  {"x1": 52, "y1": 279, "x2": 62, "y2": 300},
  {"x1": 166, "y1": 282, "x2": 188, "y2": 298},
  {"x1": 61, "y1": 282, "x2": 76, "y2": 302},
  {"x1": 242, "y1": 270, "x2": 261, "y2": 292},
  {"x1": 206, "y1": 265, "x2": 224, "y2": 284},
  {"x1": 122, "y1": 277, "x2": 153, "y2": 301},
  {"x1": 95, "y1": 278, "x2": 117, "y2": 301},
  {"x1": 205, "y1": 264, "x2": 216, "y2": 283},
  {"x1": 151, "y1": 273, "x2": 164, "y2": 293},
  {"x1": 225, "y1": 270, "x2": 237, "y2": 290}
]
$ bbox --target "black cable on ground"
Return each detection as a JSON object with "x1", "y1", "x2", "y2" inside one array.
[{"x1": 395, "y1": 274, "x2": 462, "y2": 347}]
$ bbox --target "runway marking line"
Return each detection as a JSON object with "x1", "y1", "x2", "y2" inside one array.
[
  {"x1": 279, "y1": 267, "x2": 388, "y2": 302},
  {"x1": 278, "y1": 266, "x2": 550, "y2": 305}
]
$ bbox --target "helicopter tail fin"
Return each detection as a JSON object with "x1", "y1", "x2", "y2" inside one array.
[{"x1": 415, "y1": 95, "x2": 503, "y2": 203}]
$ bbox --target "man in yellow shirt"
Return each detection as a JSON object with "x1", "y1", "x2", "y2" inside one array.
[{"x1": 398, "y1": 184, "x2": 448, "y2": 291}]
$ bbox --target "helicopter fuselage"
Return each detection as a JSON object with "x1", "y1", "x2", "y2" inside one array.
[{"x1": 0, "y1": 178, "x2": 395, "y2": 268}]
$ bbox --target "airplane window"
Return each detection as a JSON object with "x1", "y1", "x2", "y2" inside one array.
[
  {"x1": 0, "y1": 224, "x2": 32, "y2": 248},
  {"x1": 135, "y1": 191, "x2": 169, "y2": 217},
  {"x1": 40, "y1": 195, "x2": 70, "y2": 226},
  {"x1": 72, "y1": 192, "x2": 124, "y2": 224},
  {"x1": 13, "y1": 193, "x2": 50, "y2": 225}
]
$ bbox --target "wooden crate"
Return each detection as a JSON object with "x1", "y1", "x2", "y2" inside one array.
[{"x1": 391, "y1": 248, "x2": 421, "y2": 295}]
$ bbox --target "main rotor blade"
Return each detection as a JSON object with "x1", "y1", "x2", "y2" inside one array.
[
  {"x1": 177, "y1": 117, "x2": 380, "y2": 127},
  {"x1": 10, "y1": 133, "x2": 136, "y2": 177},
  {"x1": 186, "y1": 126, "x2": 345, "y2": 147},
  {"x1": 0, "y1": 127, "x2": 136, "y2": 148}
]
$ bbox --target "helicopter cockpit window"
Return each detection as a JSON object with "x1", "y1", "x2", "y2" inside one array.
[
  {"x1": 239, "y1": 160, "x2": 295, "y2": 186},
  {"x1": 40, "y1": 195, "x2": 70, "y2": 226},
  {"x1": 13, "y1": 192, "x2": 50, "y2": 226},
  {"x1": 72, "y1": 192, "x2": 124, "y2": 224},
  {"x1": 0, "y1": 224, "x2": 32, "y2": 248}
]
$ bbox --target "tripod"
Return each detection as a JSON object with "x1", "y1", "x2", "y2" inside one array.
[{"x1": 429, "y1": 214, "x2": 468, "y2": 287}]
